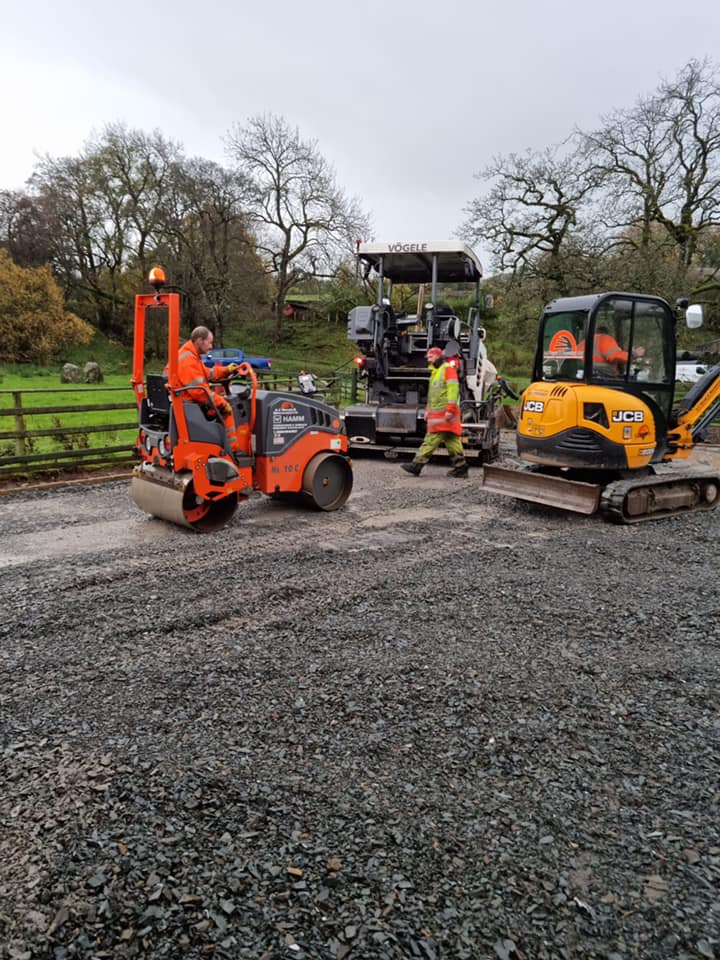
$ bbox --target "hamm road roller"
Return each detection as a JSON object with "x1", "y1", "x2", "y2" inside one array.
[{"x1": 130, "y1": 269, "x2": 353, "y2": 531}]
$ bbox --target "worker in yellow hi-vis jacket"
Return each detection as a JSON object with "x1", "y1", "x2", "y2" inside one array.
[{"x1": 401, "y1": 346, "x2": 468, "y2": 478}]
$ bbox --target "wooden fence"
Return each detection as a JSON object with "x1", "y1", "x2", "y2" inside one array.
[
  {"x1": 8, "y1": 373, "x2": 711, "y2": 481},
  {"x1": 0, "y1": 372, "x2": 359, "y2": 479},
  {"x1": 0, "y1": 386, "x2": 137, "y2": 478}
]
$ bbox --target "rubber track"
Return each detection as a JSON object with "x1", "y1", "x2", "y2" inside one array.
[{"x1": 601, "y1": 470, "x2": 720, "y2": 524}]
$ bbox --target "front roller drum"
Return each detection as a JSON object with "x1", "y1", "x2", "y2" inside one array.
[
  {"x1": 131, "y1": 466, "x2": 238, "y2": 532},
  {"x1": 301, "y1": 453, "x2": 353, "y2": 511}
]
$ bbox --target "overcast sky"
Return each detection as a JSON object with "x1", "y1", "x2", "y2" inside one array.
[{"x1": 2, "y1": 0, "x2": 719, "y2": 269}]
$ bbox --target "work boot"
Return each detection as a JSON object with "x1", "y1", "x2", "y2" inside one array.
[
  {"x1": 401, "y1": 461, "x2": 423, "y2": 476},
  {"x1": 446, "y1": 461, "x2": 469, "y2": 478}
]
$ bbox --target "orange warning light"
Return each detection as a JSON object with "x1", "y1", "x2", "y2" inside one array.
[{"x1": 148, "y1": 266, "x2": 166, "y2": 289}]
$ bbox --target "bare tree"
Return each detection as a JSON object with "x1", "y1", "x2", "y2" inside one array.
[
  {"x1": 0, "y1": 190, "x2": 53, "y2": 267},
  {"x1": 581, "y1": 59, "x2": 720, "y2": 271},
  {"x1": 461, "y1": 146, "x2": 600, "y2": 297},
  {"x1": 29, "y1": 124, "x2": 182, "y2": 337},
  {"x1": 9, "y1": 126, "x2": 271, "y2": 345},
  {"x1": 31, "y1": 153, "x2": 118, "y2": 330},
  {"x1": 159, "y1": 157, "x2": 269, "y2": 342},
  {"x1": 225, "y1": 114, "x2": 370, "y2": 340},
  {"x1": 92, "y1": 123, "x2": 179, "y2": 275}
]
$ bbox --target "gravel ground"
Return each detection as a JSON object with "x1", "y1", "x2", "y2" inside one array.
[{"x1": 1, "y1": 446, "x2": 719, "y2": 960}]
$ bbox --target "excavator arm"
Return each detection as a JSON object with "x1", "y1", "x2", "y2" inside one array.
[{"x1": 666, "y1": 363, "x2": 720, "y2": 458}]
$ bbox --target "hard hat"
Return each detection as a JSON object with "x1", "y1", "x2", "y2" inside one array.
[{"x1": 426, "y1": 347, "x2": 443, "y2": 361}]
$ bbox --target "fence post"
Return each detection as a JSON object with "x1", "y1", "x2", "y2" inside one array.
[
  {"x1": 351, "y1": 367, "x2": 358, "y2": 402},
  {"x1": 12, "y1": 391, "x2": 27, "y2": 458}
]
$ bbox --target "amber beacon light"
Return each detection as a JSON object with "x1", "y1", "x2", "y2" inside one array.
[{"x1": 148, "y1": 266, "x2": 166, "y2": 291}]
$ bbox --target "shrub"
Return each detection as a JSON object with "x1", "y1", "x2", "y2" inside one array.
[{"x1": 0, "y1": 251, "x2": 94, "y2": 365}]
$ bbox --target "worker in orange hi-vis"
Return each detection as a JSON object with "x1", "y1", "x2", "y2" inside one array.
[
  {"x1": 172, "y1": 326, "x2": 243, "y2": 453},
  {"x1": 578, "y1": 325, "x2": 646, "y2": 373}
]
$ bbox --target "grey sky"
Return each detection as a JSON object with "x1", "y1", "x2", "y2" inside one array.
[{"x1": 2, "y1": 0, "x2": 719, "y2": 269}]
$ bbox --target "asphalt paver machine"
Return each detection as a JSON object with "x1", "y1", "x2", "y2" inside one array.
[{"x1": 344, "y1": 241, "x2": 516, "y2": 460}]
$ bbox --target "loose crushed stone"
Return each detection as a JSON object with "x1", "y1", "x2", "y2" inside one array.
[{"x1": 0, "y1": 452, "x2": 718, "y2": 959}]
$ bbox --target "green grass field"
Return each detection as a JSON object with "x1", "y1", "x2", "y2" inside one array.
[
  {"x1": 0, "y1": 372, "x2": 137, "y2": 460},
  {"x1": 0, "y1": 318, "x2": 359, "y2": 466},
  {"x1": 0, "y1": 368, "x2": 363, "y2": 469}
]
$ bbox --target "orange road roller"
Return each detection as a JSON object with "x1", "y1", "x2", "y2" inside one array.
[{"x1": 130, "y1": 269, "x2": 353, "y2": 531}]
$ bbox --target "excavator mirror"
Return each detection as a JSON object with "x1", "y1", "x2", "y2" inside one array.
[{"x1": 686, "y1": 304, "x2": 704, "y2": 329}]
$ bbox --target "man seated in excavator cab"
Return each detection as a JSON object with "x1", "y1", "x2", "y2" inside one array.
[
  {"x1": 577, "y1": 324, "x2": 646, "y2": 377},
  {"x1": 168, "y1": 326, "x2": 244, "y2": 456},
  {"x1": 545, "y1": 301, "x2": 648, "y2": 382}
]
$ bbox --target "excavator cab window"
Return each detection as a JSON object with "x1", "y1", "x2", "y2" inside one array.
[
  {"x1": 587, "y1": 296, "x2": 675, "y2": 421},
  {"x1": 628, "y1": 301, "x2": 672, "y2": 385},
  {"x1": 541, "y1": 310, "x2": 586, "y2": 380},
  {"x1": 585, "y1": 298, "x2": 671, "y2": 385},
  {"x1": 589, "y1": 300, "x2": 634, "y2": 378}
]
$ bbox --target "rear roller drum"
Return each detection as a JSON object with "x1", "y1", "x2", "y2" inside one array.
[{"x1": 301, "y1": 453, "x2": 353, "y2": 511}]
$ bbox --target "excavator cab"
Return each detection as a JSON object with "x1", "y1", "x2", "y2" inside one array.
[{"x1": 537, "y1": 293, "x2": 676, "y2": 434}]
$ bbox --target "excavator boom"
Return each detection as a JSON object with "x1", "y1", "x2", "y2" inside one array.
[{"x1": 669, "y1": 362, "x2": 720, "y2": 454}]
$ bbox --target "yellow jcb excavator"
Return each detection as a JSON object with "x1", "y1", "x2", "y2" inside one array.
[{"x1": 482, "y1": 291, "x2": 720, "y2": 523}]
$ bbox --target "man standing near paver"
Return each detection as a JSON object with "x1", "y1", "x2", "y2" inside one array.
[{"x1": 400, "y1": 346, "x2": 468, "y2": 478}]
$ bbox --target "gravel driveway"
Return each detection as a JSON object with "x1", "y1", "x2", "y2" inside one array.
[{"x1": 1, "y1": 450, "x2": 719, "y2": 960}]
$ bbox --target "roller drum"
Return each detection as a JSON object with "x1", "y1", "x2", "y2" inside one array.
[
  {"x1": 301, "y1": 453, "x2": 353, "y2": 511},
  {"x1": 131, "y1": 465, "x2": 238, "y2": 531}
]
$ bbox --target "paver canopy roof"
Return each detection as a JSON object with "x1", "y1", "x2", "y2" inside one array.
[{"x1": 357, "y1": 241, "x2": 483, "y2": 284}]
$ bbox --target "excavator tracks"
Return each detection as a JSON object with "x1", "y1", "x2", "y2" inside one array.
[
  {"x1": 483, "y1": 462, "x2": 720, "y2": 524},
  {"x1": 600, "y1": 470, "x2": 720, "y2": 524}
]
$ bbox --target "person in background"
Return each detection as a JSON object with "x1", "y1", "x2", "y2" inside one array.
[
  {"x1": 401, "y1": 346, "x2": 468, "y2": 478},
  {"x1": 298, "y1": 369, "x2": 318, "y2": 395}
]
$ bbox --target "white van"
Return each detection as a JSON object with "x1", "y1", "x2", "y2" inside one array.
[{"x1": 675, "y1": 361, "x2": 708, "y2": 383}]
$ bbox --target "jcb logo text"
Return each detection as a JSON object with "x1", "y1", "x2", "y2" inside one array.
[
  {"x1": 611, "y1": 410, "x2": 644, "y2": 422},
  {"x1": 524, "y1": 400, "x2": 545, "y2": 413}
]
